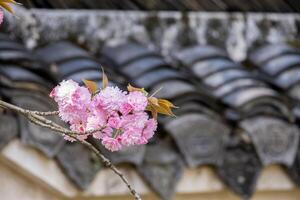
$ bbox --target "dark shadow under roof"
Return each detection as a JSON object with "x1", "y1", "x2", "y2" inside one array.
[{"x1": 18, "y1": 0, "x2": 300, "y2": 12}]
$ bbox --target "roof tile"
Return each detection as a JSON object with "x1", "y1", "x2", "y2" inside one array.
[
  {"x1": 137, "y1": 139, "x2": 184, "y2": 200},
  {"x1": 56, "y1": 143, "x2": 102, "y2": 190}
]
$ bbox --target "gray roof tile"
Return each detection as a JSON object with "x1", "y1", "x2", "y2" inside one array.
[
  {"x1": 102, "y1": 42, "x2": 159, "y2": 66},
  {"x1": 2, "y1": 31, "x2": 300, "y2": 199},
  {"x1": 240, "y1": 117, "x2": 299, "y2": 166},
  {"x1": 263, "y1": 54, "x2": 300, "y2": 76},
  {"x1": 7, "y1": 90, "x2": 65, "y2": 158},
  {"x1": 90, "y1": 138, "x2": 146, "y2": 166},
  {"x1": 165, "y1": 113, "x2": 230, "y2": 167},
  {"x1": 56, "y1": 143, "x2": 102, "y2": 190},
  {"x1": 137, "y1": 139, "x2": 184, "y2": 200},
  {"x1": 174, "y1": 45, "x2": 227, "y2": 66},
  {"x1": 35, "y1": 41, "x2": 92, "y2": 63},
  {"x1": 0, "y1": 111, "x2": 19, "y2": 150},
  {"x1": 249, "y1": 44, "x2": 300, "y2": 66},
  {"x1": 217, "y1": 135, "x2": 262, "y2": 198}
]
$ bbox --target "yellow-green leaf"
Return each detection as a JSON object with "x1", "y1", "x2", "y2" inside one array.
[
  {"x1": 1, "y1": 0, "x2": 19, "y2": 4},
  {"x1": 158, "y1": 99, "x2": 178, "y2": 108},
  {"x1": 83, "y1": 79, "x2": 98, "y2": 94},
  {"x1": 101, "y1": 68, "x2": 109, "y2": 89},
  {"x1": 148, "y1": 97, "x2": 159, "y2": 106},
  {"x1": 0, "y1": 0, "x2": 21, "y2": 15},
  {"x1": 157, "y1": 100, "x2": 176, "y2": 117},
  {"x1": 0, "y1": 2, "x2": 13, "y2": 14},
  {"x1": 127, "y1": 84, "x2": 148, "y2": 95},
  {"x1": 146, "y1": 97, "x2": 177, "y2": 118},
  {"x1": 146, "y1": 97, "x2": 159, "y2": 119},
  {"x1": 146, "y1": 104, "x2": 158, "y2": 119}
]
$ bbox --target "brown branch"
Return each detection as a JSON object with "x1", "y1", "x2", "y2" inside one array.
[{"x1": 0, "y1": 99, "x2": 142, "y2": 200}]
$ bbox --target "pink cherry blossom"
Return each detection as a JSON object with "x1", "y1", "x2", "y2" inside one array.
[
  {"x1": 58, "y1": 103, "x2": 89, "y2": 124},
  {"x1": 102, "y1": 126, "x2": 113, "y2": 137},
  {"x1": 50, "y1": 79, "x2": 160, "y2": 152},
  {"x1": 126, "y1": 91, "x2": 148, "y2": 112},
  {"x1": 108, "y1": 116, "x2": 121, "y2": 129},
  {"x1": 63, "y1": 135, "x2": 76, "y2": 142},
  {"x1": 121, "y1": 112, "x2": 149, "y2": 130},
  {"x1": 50, "y1": 80, "x2": 79, "y2": 103},
  {"x1": 94, "y1": 86, "x2": 126, "y2": 111},
  {"x1": 51, "y1": 80, "x2": 91, "y2": 125},
  {"x1": 102, "y1": 136, "x2": 122, "y2": 152},
  {"x1": 92, "y1": 126, "x2": 113, "y2": 139},
  {"x1": 86, "y1": 113, "x2": 106, "y2": 131},
  {"x1": 120, "y1": 102, "x2": 133, "y2": 115},
  {"x1": 76, "y1": 134, "x2": 89, "y2": 141},
  {"x1": 139, "y1": 118, "x2": 157, "y2": 144},
  {"x1": 86, "y1": 112, "x2": 107, "y2": 139},
  {"x1": 71, "y1": 86, "x2": 91, "y2": 107},
  {"x1": 120, "y1": 128, "x2": 141, "y2": 146},
  {"x1": 70, "y1": 122, "x2": 86, "y2": 133}
]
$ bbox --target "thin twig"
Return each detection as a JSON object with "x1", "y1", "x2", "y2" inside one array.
[
  {"x1": 0, "y1": 101, "x2": 103, "y2": 135},
  {"x1": 0, "y1": 99, "x2": 142, "y2": 200},
  {"x1": 32, "y1": 110, "x2": 59, "y2": 116}
]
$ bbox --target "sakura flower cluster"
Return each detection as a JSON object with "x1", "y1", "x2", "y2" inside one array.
[{"x1": 50, "y1": 80, "x2": 157, "y2": 151}]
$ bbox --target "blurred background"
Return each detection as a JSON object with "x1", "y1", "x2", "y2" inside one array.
[
  {"x1": 15, "y1": 0, "x2": 300, "y2": 12},
  {"x1": 1, "y1": 1, "x2": 300, "y2": 200}
]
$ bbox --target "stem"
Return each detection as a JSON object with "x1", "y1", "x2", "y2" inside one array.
[
  {"x1": 0, "y1": 99, "x2": 142, "y2": 200},
  {"x1": 149, "y1": 87, "x2": 163, "y2": 97},
  {"x1": 32, "y1": 110, "x2": 59, "y2": 116}
]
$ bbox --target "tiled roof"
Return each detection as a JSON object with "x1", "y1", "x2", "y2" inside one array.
[
  {"x1": 17, "y1": 0, "x2": 300, "y2": 12},
  {"x1": 248, "y1": 43, "x2": 300, "y2": 187},
  {"x1": 1, "y1": 32, "x2": 300, "y2": 200}
]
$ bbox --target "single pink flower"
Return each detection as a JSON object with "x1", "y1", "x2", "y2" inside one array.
[
  {"x1": 63, "y1": 135, "x2": 76, "y2": 142},
  {"x1": 120, "y1": 128, "x2": 141, "y2": 146},
  {"x1": 50, "y1": 80, "x2": 79, "y2": 103},
  {"x1": 121, "y1": 112, "x2": 148, "y2": 130},
  {"x1": 102, "y1": 136, "x2": 122, "y2": 152},
  {"x1": 86, "y1": 114, "x2": 106, "y2": 131},
  {"x1": 92, "y1": 132, "x2": 103, "y2": 140},
  {"x1": 76, "y1": 134, "x2": 89, "y2": 141},
  {"x1": 86, "y1": 111, "x2": 107, "y2": 139},
  {"x1": 120, "y1": 102, "x2": 133, "y2": 115},
  {"x1": 71, "y1": 86, "x2": 91, "y2": 106},
  {"x1": 108, "y1": 116, "x2": 121, "y2": 129},
  {"x1": 137, "y1": 137, "x2": 148, "y2": 145},
  {"x1": 70, "y1": 122, "x2": 86, "y2": 133},
  {"x1": 92, "y1": 126, "x2": 113, "y2": 139},
  {"x1": 102, "y1": 126, "x2": 113, "y2": 137},
  {"x1": 126, "y1": 91, "x2": 148, "y2": 112},
  {"x1": 58, "y1": 103, "x2": 90, "y2": 125},
  {"x1": 50, "y1": 80, "x2": 92, "y2": 124},
  {"x1": 139, "y1": 118, "x2": 157, "y2": 144},
  {"x1": 94, "y1": 86, "x2": 126, "y2": 111}
]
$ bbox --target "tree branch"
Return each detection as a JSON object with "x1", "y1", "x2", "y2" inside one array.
[{"x1": 0, "y1": 99, "x2": 142, "y2": 200}]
